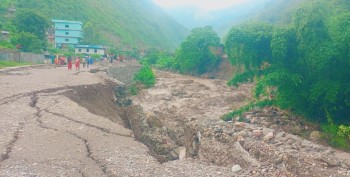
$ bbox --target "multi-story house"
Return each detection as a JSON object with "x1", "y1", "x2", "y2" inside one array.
[{"x1": 50, "y1": 20, "x2": 83, "y2": 48}]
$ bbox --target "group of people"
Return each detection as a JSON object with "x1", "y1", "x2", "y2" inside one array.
[
  {"x1": 67, "y1": 56, "x2": 94, "y2": 70},
  {"x1": 53, "y1": 55, "x2": 67, "y2": 65}
]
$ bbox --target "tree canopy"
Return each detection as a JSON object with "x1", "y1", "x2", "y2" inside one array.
[
  {"x1": 225, "y1": 0, "x2": 350, "y2": 125},
  {"x1": 174, "y1": 26, "x2": 221, "y2": 74},
  {"x1": 13, "y1": 10, "x2": 49, "y2": 40}
]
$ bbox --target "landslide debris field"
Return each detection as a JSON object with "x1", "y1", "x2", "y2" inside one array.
[{"x1": 0, "y1": 63, "x2": 349, "y2": 177}]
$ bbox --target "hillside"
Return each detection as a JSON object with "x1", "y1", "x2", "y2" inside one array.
[
  {"x1": 158, "y1": 0, "x2": 304, "y2": 36},
  {"x1": 10, "y1": 0, "x2": 188, "y2": 51},
  {"x1": 161, "y1": 0, "x2": 270, "y2": 36},
  {"x1": 251, "y1": 0, "x2": 304, "y2": 24}
]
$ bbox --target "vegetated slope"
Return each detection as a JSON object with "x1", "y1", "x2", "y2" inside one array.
[
  {"x1": 14, "y1": 0, "x2": 188, "y2": 51},
  {"x1": 225, "y1": 0, "x2": 350, "y2": 149},
  {"x1": 251, "y1": 0, "x2": 305, "y2": 24}
]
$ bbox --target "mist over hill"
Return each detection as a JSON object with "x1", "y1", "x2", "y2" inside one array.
[{"x1": 158, "y1": 0, "x2": 304, "y2": 36}]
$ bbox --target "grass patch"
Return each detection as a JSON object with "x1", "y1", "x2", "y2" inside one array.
[{"x1": 0, "y1": 60, "x2": 31, "y2": 69}]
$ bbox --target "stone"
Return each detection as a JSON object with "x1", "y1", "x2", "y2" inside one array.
[
  {"x1": 275, "y1": 132, "x2": 285, "y2": 139},
  {"x1": 301, "y1": 140, "x2": 315, "y2": 148},
  {"x1": 270, "y1": 125, "x2": 278, "y2": 129},
  {"x1": 231, "y1": 165, "x2": 242, "y2": 173},
  {"x1": 252, "y1": 130, "x2": 263, "y2": 137},
  {"x1": 290, "y1": 126, "x2": 302, "y2": 135},
  {"x1": 236, "y1": 130, "x2": 248, "y2": 138},
  {"x1": 310, "y1": 131, "x2": 321, "y2": 141},
  {"x1": 319, "y1": 155, "x2": 341, "y2": 167},
  {"x1": 285, "y1": 134, "x2": 300, "y2": 141},
  {"x1": 262, "y1": 128, "x2": 273, "y2": 135},
  {"x1": 264, "y1": 132, "x2": 274, "y2": 142},
  {"x1": 179, "y1": 147, "x2": 186, "y2": 161},
  {"x1": 145, "y1": 111, "x2": 162, "y2": 128},
  {"x1": 275, "y1": 157, "x2": 283, "y2": 165},
  {"x1": 234, "y1": 122, "x2": 246, "y2": 127}
]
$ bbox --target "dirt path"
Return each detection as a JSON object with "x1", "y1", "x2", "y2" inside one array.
[{"x1": 0, "y1": 65, "x2": 234, "y2": 176}]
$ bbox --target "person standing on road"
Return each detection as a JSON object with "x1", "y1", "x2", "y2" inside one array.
[
  {"x1": 75, "y1": 57, "x2": 80, "y2": 70},
  {"x1": 110, "y1": 54, "x2": 114, "y2": 63},
  {"x1": 67, "y1": 56, "x2": 72, "y2": 70},
  {"x1": 82, "y1": 57, "x2": 87, "y2": 68},
  {"x1": 87, "y1": 55, "x2": 91, "y2": 68}
]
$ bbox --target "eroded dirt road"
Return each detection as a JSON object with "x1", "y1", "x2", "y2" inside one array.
[
  {"x1": 1, "y1": 64, "x2": 350, "y2": 177},
  {"x1": 0, "y1": 65, "x2": 234, "y2": 176}
]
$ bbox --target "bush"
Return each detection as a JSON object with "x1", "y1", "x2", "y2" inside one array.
[
  {"x1": 128, "y1": 84, "x2": 139, "y2": 95},
  {"x1": 134, "y1": 64, "x2": 156, "y2": 88},
  {"x1": 322, "y1": 124, "x2": 350, "y2": 150}
]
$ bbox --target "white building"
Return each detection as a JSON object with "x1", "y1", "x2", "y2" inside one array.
[{"x1": 74, "y1": 45, "x2": 106, "y2": 55}]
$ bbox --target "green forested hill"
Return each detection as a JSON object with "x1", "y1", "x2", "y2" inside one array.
[{"x1": 6, "y1": 0, "x2": 188, "y2": 51}]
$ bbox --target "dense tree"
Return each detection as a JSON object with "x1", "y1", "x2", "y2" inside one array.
[
  {"x1": 13, "y1": 10, "x2": 49, "y2": 40},
  {"x1": 174, "y1": 26, "x2": 221, "y2": 74},
  {"x1": 225, "y1": 0, "x2": 350, "y2": 124},
  {"x1": 11, "y1": 31, "x2": 43, "y2": 53}
]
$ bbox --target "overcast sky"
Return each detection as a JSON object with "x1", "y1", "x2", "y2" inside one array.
[{"x1": 153, "y1": 0, "x2": 252, "y2": 12}]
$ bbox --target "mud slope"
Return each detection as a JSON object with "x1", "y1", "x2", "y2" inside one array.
[
  {"x1": 0, "y1": 65, "x2": 237, "y2": 176},
  {"x1": 130, "y1": 70, "x2": 350, "y2": 177}
]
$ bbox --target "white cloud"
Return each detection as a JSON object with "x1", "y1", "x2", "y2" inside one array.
[{"x1": 153, "y1": 0, "x2": 252, "y2": 12}]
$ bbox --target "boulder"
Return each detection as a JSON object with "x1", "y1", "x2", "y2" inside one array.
[
  {"x1": 236, "y1": 130, "x2": 248, "y2": 138},
  {"x1": 145, "y1": 111, "x2": 162, "y2": 128},
  {"x1": 310, "y1": 131, "x2": 321, "y2": 141},
  {"x1": 264, "y1": 132, "x2": 274, "y2": 142},
  {"x1": 290, "y1": 126, "x2": 302, "y2": 135},
  {"x1": 234, "y1": 122, "x2": 246, "y2": 127},
  {"x1": 252, "y1": 130, "x2": 263, "y2": 137},
  {"x1": 179, "y1": 147, "x2": 186, "y2": 161},
  {"x1": 231, "y1": 165, "x2": 242, "y2": 173}
]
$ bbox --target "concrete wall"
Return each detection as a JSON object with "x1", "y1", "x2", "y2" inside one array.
[
  {"x1": 0, "y1": 51, "x2": 46, "y2": 64},
  {"x1": 54, "y1": 22, "x2": 82, "y2": 31}
]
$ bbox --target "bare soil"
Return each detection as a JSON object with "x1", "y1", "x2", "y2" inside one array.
[
  {"x1": 0, "y1": 63, "x2": 349, "y2": 177},
  {"x1": 129, "y1": 69, "x2": 350, "y2": 177}
]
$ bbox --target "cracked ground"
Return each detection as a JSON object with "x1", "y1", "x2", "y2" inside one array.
[{"x1": 0, "y1": 66, "x2": 234, "y2": 177}]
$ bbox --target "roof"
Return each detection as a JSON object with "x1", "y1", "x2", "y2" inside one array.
[
  {"x1": 1, "y1": 31, "x2": 10, "y2": 34},
  {"x1": 75, "y1": 45, "x2": 105, "y2": 49},
  {"x1": 52, "y1": 20, "x2": 83, "y2": 25}
]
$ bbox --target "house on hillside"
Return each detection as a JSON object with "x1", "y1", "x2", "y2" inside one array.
[
  {"x1": 0, "y1": 31, "x2": 10, "y2": 40},
  {"x1": 74, "y1": 45, "x2": 106, "y2": 55},
  {"x1": 50, "y1": 20, "x2": 84, "y2": 48}
]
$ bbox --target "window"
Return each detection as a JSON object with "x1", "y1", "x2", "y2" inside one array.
[
  {"x1": 86, "y1": 49, "x2": 90, "y2": 53},
  {"x1": 78, "y1": 49, "x2": 81, "y2": 52},
  {"x1": 65, "y1": 38, "x2": 69, "y2": 42},
  {"x1": 94, "y1": 49, "x2": 97, "y2": 53},
  {"x1": 65, "y1": 24, "x2": 69, "y2": 28},
  {"x1": 65, "y1": 32, "x2": 69, "y2": 35}
]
